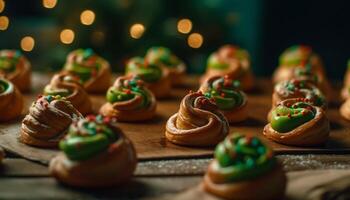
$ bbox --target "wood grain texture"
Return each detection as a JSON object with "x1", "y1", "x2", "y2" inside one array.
[{"x1": 0, "y1": 73, "x2": 350, "y2": 165}]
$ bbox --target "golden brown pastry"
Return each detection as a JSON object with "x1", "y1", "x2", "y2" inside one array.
[
  {"x1": 201, "y1": 45, "x2": 254, "y2": 91},
  {"x1": 199, "y1": 75, "x2": 248, "y2": 123},
  {"x1": 263, "y1": 98, "x2": 330, "y2": 146},
  {"x1": 20, "y1": 95, "x2": 83, "y2": 148},
  {"x1": 145, "y1": 46, "x2": 186, "y2": 87},
  {"x1": 341, "y1": 59, "x2": 350, "y2": 100},
  {"x1": 340, "y1": 98, "x2": 350, "y2": 121},
  {"x1": 63, "y1": 48, "x2": 111, "y2": 93},
  {"x1": 203, "y1": 133, "x2": 286, "y2": 200},
  {"x1": 0, "y1": 50, "x2": 31, "y2": 92},
  {"x1": 49, "y1": 115, "x2": 137, "y2": 187},
  {"x1": 100, "y1": 75, "x2": 157, "y2": 121},
  {"x1": 126, "y1": 56, "x2": 171, "y2": 98},
  {"x1": 165, "y1": 91, "x2": 229, "y2": 147},
  {"x1": 0, "y1": 78, "x2": 23, "y2": 122},
  {"x1": 43, "y1": 72, "x2": 93, "y2": 115}
]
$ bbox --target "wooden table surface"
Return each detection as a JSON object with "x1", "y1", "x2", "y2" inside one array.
[{"x1": 1, "y1": 73, "x2": 350, "y2": 199}]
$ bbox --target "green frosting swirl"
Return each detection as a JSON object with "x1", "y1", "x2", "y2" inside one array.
[
  {"x1": 204, "y1": 77, "x2": 243, "y2": 110},
  {"x1": 214, "y1": 133, "x2": 275, "y2": 182},
  {"x1": 145, "y1": 46, "x2": 180, "y2": 67},
  {"x1": 126, "y1": 57, "x2": 162, "y2": 83},
  {"x1": 0, "y1": 50, "x2": 22, "y2": 73},
  {"x1": 106, "y1": 76, "x2": 151, "y2": 108},
  {"x1": 271, "y1": 101, "x2": 316, "y2": 133},
  {"x1": 279, "y1": 45, "x2": 312, "y2": 66},
  {"x1": 59, "y1": 115, "x2": 118, "y2": 161},
  {"x1": 207, "y1": 53, "x2": 229, "y2": 69},
  {"x1": 0, "y1": 79, "x2": 9, "y2": 93},
  {"x1": 64, "y1": 48, "x2": 101, "y2": 82}
]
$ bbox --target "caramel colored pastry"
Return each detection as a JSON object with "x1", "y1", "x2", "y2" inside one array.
[
  {"x1": 201, "y1": 45, "x2": 254, "y2": 91},
  {"x1": 43, "y1": 73, "x2": 93, "y2": 115},
  {"x1": 0, "y1": 78, "x2": 23, "y2": 122},
  {"x1": 199, "y1": 76, "x2": 248, "y2": 123},
  {"x1": 126, "y1": 57, "x2": 171, "y2": 98},
  {"x1": 203, "y1": 133, "x2": 286, "y2": 200},
  {"x1": 100, "y1": 75, "x2": 156, "y2": 121},
  {"x1": 263, "y1": 98, "x2": 329, "y2": 146},
  {"x1": 49, "y1": 115, "x2": 137, "y2": 187},
  {"x1": 165, "y1": 91, "x2": 229, "y2": 147},
  {"x1": 63, "y1": 48, "x2": 111, "y2": 93},
  {"x1": 20, "y1": 95, "x2": 83, "y2": 148},
  {"x1": 341, "y1": 59, "x2": 350, "y2": 100},
  {"x1": 0, "y1": 50, "x2": 31, "y2": 92},
  {"x1": 340, "y1": 98, "x2": 350, "y2": 121},
  {"x1": 145, "y1": 46, "x2": 186, "y2": 86}
]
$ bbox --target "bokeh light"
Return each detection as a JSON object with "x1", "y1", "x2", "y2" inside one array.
[
  {"x1": 0, "y1": 16, "x2": 9, "y2": 31},
  {"x1": 130, "y1": 23, "x2": 145, "y2": 39},
  {"x1": 20, "y1": 36, "x2": 35, "y2": 52},
  {"x1": 177, "y1": 18, "x2": 192, "y2": 34},
  {"x1": 60, "y1": 29, "x2": 75, "y2": 44},
  {"x1": 80, "y1": 10, "x2": 95, "y2": 25},
  {"x1": 187, "y1": 33, "x2": 203, "y2": 48},
  {"x1": 42, "y1": 0, "x2": 57, "y2": 9}
]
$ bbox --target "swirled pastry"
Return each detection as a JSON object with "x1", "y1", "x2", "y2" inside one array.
[
  {"x1": 63, "y1": 48, "x2": 111, "y2": 93},
  {"x1": 199, "y1": 76, "x2": 248, "y2": 123},
  {"x1": 201, "y1": 45, "x2": 254, "y2": 91},
  {"x1": 100, "y1": 75, "x2": 156, "y2": 121},
  {"x1": 20, "y1": 95, "x2": 83, "y2": 148},
  {"x1": 341, "y1": 59, "x2": 350, "y2": 100},
  {"x1": 203, "y1": 133, "x2": 286, "y2": 200},
  {"x1": 145, "y1": 46, "x2": 186, "y2": 86},
  {"x1": 49, "y1": 115, "x2": 137, "y2": 187},
  {"x1": 43, "y1": 73, "x2": 92, "y2": 115},
  {"x1": 0, "y1": 78, "x2": 23, "y2": 122},
  {"x1": 340, "y1": 98, "x2": 350, "y2": 121},
  {"x1": 165, "y1": 91, "x2": 229, "y2": 147},
  {"x1": 264, "y1": 98, "x2": 329, "y2": 146},
  {"x1": 0, "y1": 50, "x2": 31, "y2": 92},
  {"x1": 126, "y1": 57, "x2": 171, "y2": 98}
]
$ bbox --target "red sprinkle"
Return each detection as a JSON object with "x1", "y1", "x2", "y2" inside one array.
[
  {"x1": 124, "y1": 89, "x2": 131, "y2": 94},
  {"x1": 221, "y1": 93, "x2": 225, "y2": 97},
  {"x1": 86, "y1": 115, "x2": 96, "y2": 121},
  {"x1": 37, "y1": 94, "x2": 43, "y2": 99},
  {"x1": 103, "y1": 117, "x2": 111, "y2": 124}
]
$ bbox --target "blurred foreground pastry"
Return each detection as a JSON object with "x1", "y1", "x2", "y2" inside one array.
[
  {"x1": 203, "y1": 133, "x2": 286, "y2": 200},
  {"x1": 49, "y1": 115, "x2": 137, "y2": 187},
  {"x1": 0, "y1": 78, "x2": 23, "y2": 122},
  {"x1": 341, "y1": 59, "x2": 350, "y2": 100}
]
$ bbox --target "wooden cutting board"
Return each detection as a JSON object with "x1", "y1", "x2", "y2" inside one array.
[{"x1": 0, "y1": 73, "x2": 349, "y2": 165}]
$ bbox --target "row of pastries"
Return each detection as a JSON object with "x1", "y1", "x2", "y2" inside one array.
[{"x1": 0, "y1": 45, "x2": 349, "y2": 199}]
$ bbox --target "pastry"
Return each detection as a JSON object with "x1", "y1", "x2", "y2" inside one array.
[
  {"x1": 100, "y1": 75, "x2": 156, "y2": 121},
  {"x1": 43, "y1": 72, "x2": 93, "y2": 115},
  {"x1": 341, "y1": 59, "x2": 350, "y2": 100},
  {"x1": 201, "y1": 45, "x2": 254, "y2": 91},
  {"x1": 145, "y1": 46, "x2": 186, "y2": 86},
  {"x1": 199, "y1": 75, "x2": 248, "y2": 123},
  {"x1": 165, "y1": 91, "x2": 229, "y2": 146},
  {"x1": 340, "y1": 98, "x2": 350, "y2": 121},
  {"x1": 49, "y1": 115, "x2": 137, "y2": 187},
  {"x1": 203, "y1": 133, "x2": 286, "y2": 200},
  {"x1": 0, "y1": 147, "x2": 4, "y2": 164},
  {"x1": 20, "y1": 95, "x2": 83, "y2": 148},
  {"x1": 263, "y1": 98, "x2": 329, "y2": 146},
  {"x1": 63, "y1": 48, "x2": 111, "y2": 93},
  {"x1": 126, "y1": 56, "x2": 171, "y2": 98},
  {"x1": 0, "y1": 49, "x2": 31, "y2": 92},
  {"x1": 0, "y1": 78, "x2": 23, "y2": 122}
]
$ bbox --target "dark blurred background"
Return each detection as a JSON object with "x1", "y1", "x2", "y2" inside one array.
[{"x1": 0, "y1": 0, "x2": 349, "y2": 79}]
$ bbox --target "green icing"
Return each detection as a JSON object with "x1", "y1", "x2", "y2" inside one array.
[
  {"x1": 279, "y1": 45, "x2": 312, "y2": 66},
  {"x1": 126, "y1": 57, "x2": 162, "y2": 83},
  {"x1": 207, "y1": 53, "x2": 229, "y2": 70},
  {"x1": 214, "y1": 133, "x2": 275, "y2": 182},
  {"x1": 271, "y1": 102, "x2": 316, "y2": 133},
  {"x1": 146, "y1": 46, "x2": 180, "y2": 67},
  {"x1": 0, "y1": 79, "x2": 9, "y2": 93},
  {"x1": 0, "y1": 50, "x2": 22, "y2": 73},
  {"x1": 204, "y1": 77, "x2": 243, "y2": 110},
  {"x1": 106, "y1": 76, "x2": 151, "y2": 108},
  {"x1": 59, "y1": 115, "x2": 118, "y2": 161}
]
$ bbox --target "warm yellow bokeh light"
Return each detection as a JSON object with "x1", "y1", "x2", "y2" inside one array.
[
  {"x1": 20, "y1": 36, "x2": 35, "y2": 52},
  {"x1": 42, "y1": 0, "x2": 57, "y2": 9},
  {"x1": 177, "y1": 18, "x2": 192, "y2": 34},
  {"x1": 0, "y1": 16, "x2": 9, "y2": 31},
  {"x1": 60, "y1": 29, "x2": 75, "y2": 44},
  {"x1": 0, "y1": 0, "x2": 5, "y2": 13},
  {"x1": 130, "y1": 23, "x2": 145, "y2": 39},
  {"x1": 187, "y1": 33, "x2": 203, "y2": 48},
  {"x1": 80, "y1": 10, "x2": 95, "y2": 25}
]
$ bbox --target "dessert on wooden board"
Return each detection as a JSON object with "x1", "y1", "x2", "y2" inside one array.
[
  {"x1": 49, "y1": 115, "x2": 137, "y2": 187},
  {"x1": 100, "y1": 75, "x2": 157, "y2": 121},
  {"x1": 0, "y1": 78, "x2": 24, "y2": 122},
  {"x1": 0, "y1": 49, "x2": 31, "y2": 92}
]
